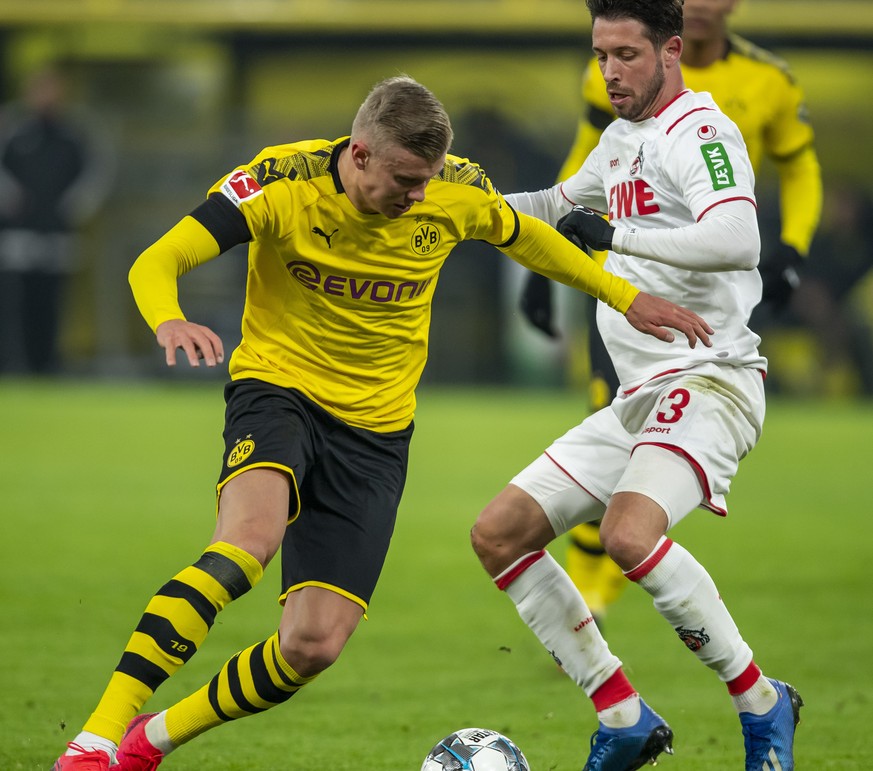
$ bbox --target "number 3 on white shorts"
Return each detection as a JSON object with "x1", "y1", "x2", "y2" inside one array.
[{"x1": 655, "y1": 388, "x2": 691, "y2": 424}]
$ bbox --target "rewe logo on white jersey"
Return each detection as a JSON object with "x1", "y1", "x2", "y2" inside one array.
[{"x1": 609, "y1": 179, "x2": 661, "y2": 221}]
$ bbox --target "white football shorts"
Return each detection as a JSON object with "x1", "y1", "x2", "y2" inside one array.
[{"x1": 510, "y1": 362, "x2": 766, "y2": 536}]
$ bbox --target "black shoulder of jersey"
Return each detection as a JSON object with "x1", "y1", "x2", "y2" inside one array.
[
  {"x1": 250, "y1": 143, "x2": 338, "y2": 187},
  {"x1": 438, "y1": 158, "x2": 494, "y2": 195},
  {"x1": 727, "y1": 33, "x2": 797, "y2": 85}
]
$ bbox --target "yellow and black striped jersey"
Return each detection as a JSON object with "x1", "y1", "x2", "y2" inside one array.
[
  {"x1": 560, "y1": 34, "x2": 821, "y2": 254},
  {"x1": 213, "y1": 138, "x2": 521, "y2": 432},
  {"x1": 130, "y1": 137, "x2": 637, "y2": 432}
]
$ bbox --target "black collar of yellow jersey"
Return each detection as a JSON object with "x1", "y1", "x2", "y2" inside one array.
[{"x1": 330, "y1": 138, "x2": 350, "y2": 194}]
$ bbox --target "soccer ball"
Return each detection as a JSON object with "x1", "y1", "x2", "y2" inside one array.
[{"x1": 421, "y1": 727, "x2": 530, "y2": 771}]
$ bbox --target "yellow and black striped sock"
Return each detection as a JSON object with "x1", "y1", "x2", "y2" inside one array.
[
  {"x1": 83, "y1": 541, "x2": 263, "y2": 742},
  {"x1": 165, "y1": 631, "x2": 317, "y2": 745}
]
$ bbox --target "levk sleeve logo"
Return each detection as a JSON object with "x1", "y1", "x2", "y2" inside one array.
[
  {"x1": 700, "y1": 142, "x2": 736, "y2": 191},
  {"x1": 221, "y1": 170, "x2": 264, "y2": 207}
]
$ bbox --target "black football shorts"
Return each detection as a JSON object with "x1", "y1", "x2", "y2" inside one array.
[{"x1": 218, "y1": 378, "x2": 413, "y2": 611}]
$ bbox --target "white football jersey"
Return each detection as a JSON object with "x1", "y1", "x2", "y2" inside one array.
[{"x1": 560, "y1": 89, "x2": 767, "y2": 392}]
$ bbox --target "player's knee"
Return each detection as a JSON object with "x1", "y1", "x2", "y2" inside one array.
[
  {"x1": 471, "y1": 487, "x2": 551, "y2": 576},
  {"x1": 279, "y1": 630, "x2": 346, "y2": 678},
  {"x1": 598, "y1": 518, "x2": 655, "y2": 571},
  {"x1": 469, "y1": 515, "x2": 487, "y2": 557},
  {"x1": 597, "y1": 523, "x2": 633, "y2": 567},
  {"x1": 470, "y1": 500, "x2": 508, "y2": 566}
]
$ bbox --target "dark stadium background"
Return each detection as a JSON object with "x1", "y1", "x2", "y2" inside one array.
[{"x1": 0, "y1": 0, "x2": 870, "y2": 392}]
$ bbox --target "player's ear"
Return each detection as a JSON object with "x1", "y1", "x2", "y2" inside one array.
[
  {"x1": 350, "y1": 141, "x2": 370, "y2": 171},
  {"x1": 663, "y1": 35, "x2": 682, "y2": 68}
]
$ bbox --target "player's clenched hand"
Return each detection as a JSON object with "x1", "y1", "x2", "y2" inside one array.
[
  {"x1": 520, "y1": 271, "x2": 560, "y2": 339},
  {"x1": 156, "y1": 318, "x2": 225, "y2": 368},
  {"x1": 557, "y1": 205, "x2": 615, "y2": 253},
  {"x1": 759, "y1": 241, "x2": 803, "y2": 310},
  {"x1": 624, "y1": 292, "x2": 714, "y2": 349}
]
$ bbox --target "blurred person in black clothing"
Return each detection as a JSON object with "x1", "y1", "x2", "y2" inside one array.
[{"x1": 0, "y1": 66, "x2": 112, "y2": 374}]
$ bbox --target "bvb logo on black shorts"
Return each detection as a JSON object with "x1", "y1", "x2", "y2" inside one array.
[{"x1": 228, "y1": 435, "x2": 255, "y2": 468}]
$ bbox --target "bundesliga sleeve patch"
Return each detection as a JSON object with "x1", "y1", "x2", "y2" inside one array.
[
  {"x1": 220, "y1": 170, "x2": 264, "y2": 207},
  {"x1": 700, "y1": 142, "x2": 736, "y2": 190}
]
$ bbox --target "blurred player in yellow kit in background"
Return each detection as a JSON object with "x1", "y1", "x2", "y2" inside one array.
[{"x1": 520, "y1": 0, "x2": 822, "y2": 626}]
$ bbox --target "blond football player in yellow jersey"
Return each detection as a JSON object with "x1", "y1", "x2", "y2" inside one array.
[
  {"x1": 52, "y1": 75, "x2": 712, "y2": 771},
  {"x1": 520, "y1": 0, "x2": 822, "y2": 628}
]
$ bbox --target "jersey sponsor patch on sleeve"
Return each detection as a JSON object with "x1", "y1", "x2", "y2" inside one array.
[
  {"x1": 221, "y1": 170, "x2": 264, "y2": 207},
  {"x1": 700, "y1": 142, "x2": 736, "y2": 190}
]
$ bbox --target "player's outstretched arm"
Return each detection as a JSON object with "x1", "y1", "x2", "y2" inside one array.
[
  {"x1": 624, "y1": 292, "x2": 713, "y2": 348},
  {"x1": 129, "y1": 214, "x2": 233, "y2": 368},
  {"x1": 156, "y1": 318, "x2": 224, "y2": 368},
  {"x1": 504, "y1": 213, "x2": 714, "y2": 348}
]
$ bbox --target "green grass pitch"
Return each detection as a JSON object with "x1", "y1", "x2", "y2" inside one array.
[{"x1": 1, "y1": 379, "x2": 871, "y2": 769}]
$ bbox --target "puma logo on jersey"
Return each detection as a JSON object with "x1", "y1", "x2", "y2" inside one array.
[
  {"x1": 312, "y1": 226, "x2": 339, "y2": 248},
  {"x1": 257, "y1": 158, "x2": 286, "y2": 185}
]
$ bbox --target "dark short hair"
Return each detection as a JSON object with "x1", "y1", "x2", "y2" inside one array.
[
  {"x1": 586, "y1": 0, "x2": 684, "y2": 48},
  {"x1": 351, "y1": 75, "x2": 453, "y2": 164}
]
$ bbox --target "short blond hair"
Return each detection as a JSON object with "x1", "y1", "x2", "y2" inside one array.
[{"x1": 351, "y1": 75, "x2": 453, "y2": 163}]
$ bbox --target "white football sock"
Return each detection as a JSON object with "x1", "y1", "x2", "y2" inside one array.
[
  {"x1": 66, "y1": 732, "x2": 117, "y2": 762},
  {"x1": 631, "y1": 537, "x2": 752, "y2": 682},
  {"x1": 731, "y1": 675, "x2": 779, "y2": 715},
  {"x1": 598, "y1": 694, "x2": 642, "y2": 728},
  {"x1": 499, "y1": 551, "x2": 621, "y2": 696},
  {"x1": 144, "y1": 710, "x2": 176, "y2": 755}
]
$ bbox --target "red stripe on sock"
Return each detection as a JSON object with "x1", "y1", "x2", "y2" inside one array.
[
  {"x1": 624, "y1": 538, "x2": 674, "y2": 583},
  {"x1": 727, "y1": 662, "x2": 762, "y2": 695},
  {"x1": 591, "y1": 669, "x2": 637, "y2": 712},
  {"x1": 494, "y1": 550, "x2": 546, "y2": 591}
]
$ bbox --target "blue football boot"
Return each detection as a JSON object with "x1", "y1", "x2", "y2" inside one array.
[
  {"x1": 583, "y1": 699, "x2": 674, "y2": 770},
  {"x1": 739, "y1": 679, "x2": 803, "y2": 770}
]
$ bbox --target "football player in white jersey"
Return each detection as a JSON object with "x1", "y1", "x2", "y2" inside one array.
[{"x1": 472, "y1": 1, "x2": 803, "y2": 769}]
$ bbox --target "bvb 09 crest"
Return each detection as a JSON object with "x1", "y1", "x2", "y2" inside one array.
[
  {"x1": 227, "y1": 436, "x2": 255, "y2": 468},
  {"x1": 411, "y1": 222, "x2": 441, "y2": 255}
]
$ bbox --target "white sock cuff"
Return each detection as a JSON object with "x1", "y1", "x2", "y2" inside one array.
[
  {"x1": 67, "y1": 733, "x2": 117, "y2": 761},
  {"x1": 503, "y1": 551, "x2": 558, "y2": 603},
  {"x1": 626, "y1": 537, "x2": 686, "y2": 593},
  {"x1": 494, "y1": 550, "x2": 548, "y2": 593},
  {"x1": 731, "y1": 675, "x2": 779, "y2": 715},
  {"x1": 144, "y1": 710, "x2": 175, "y2": 755}
]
